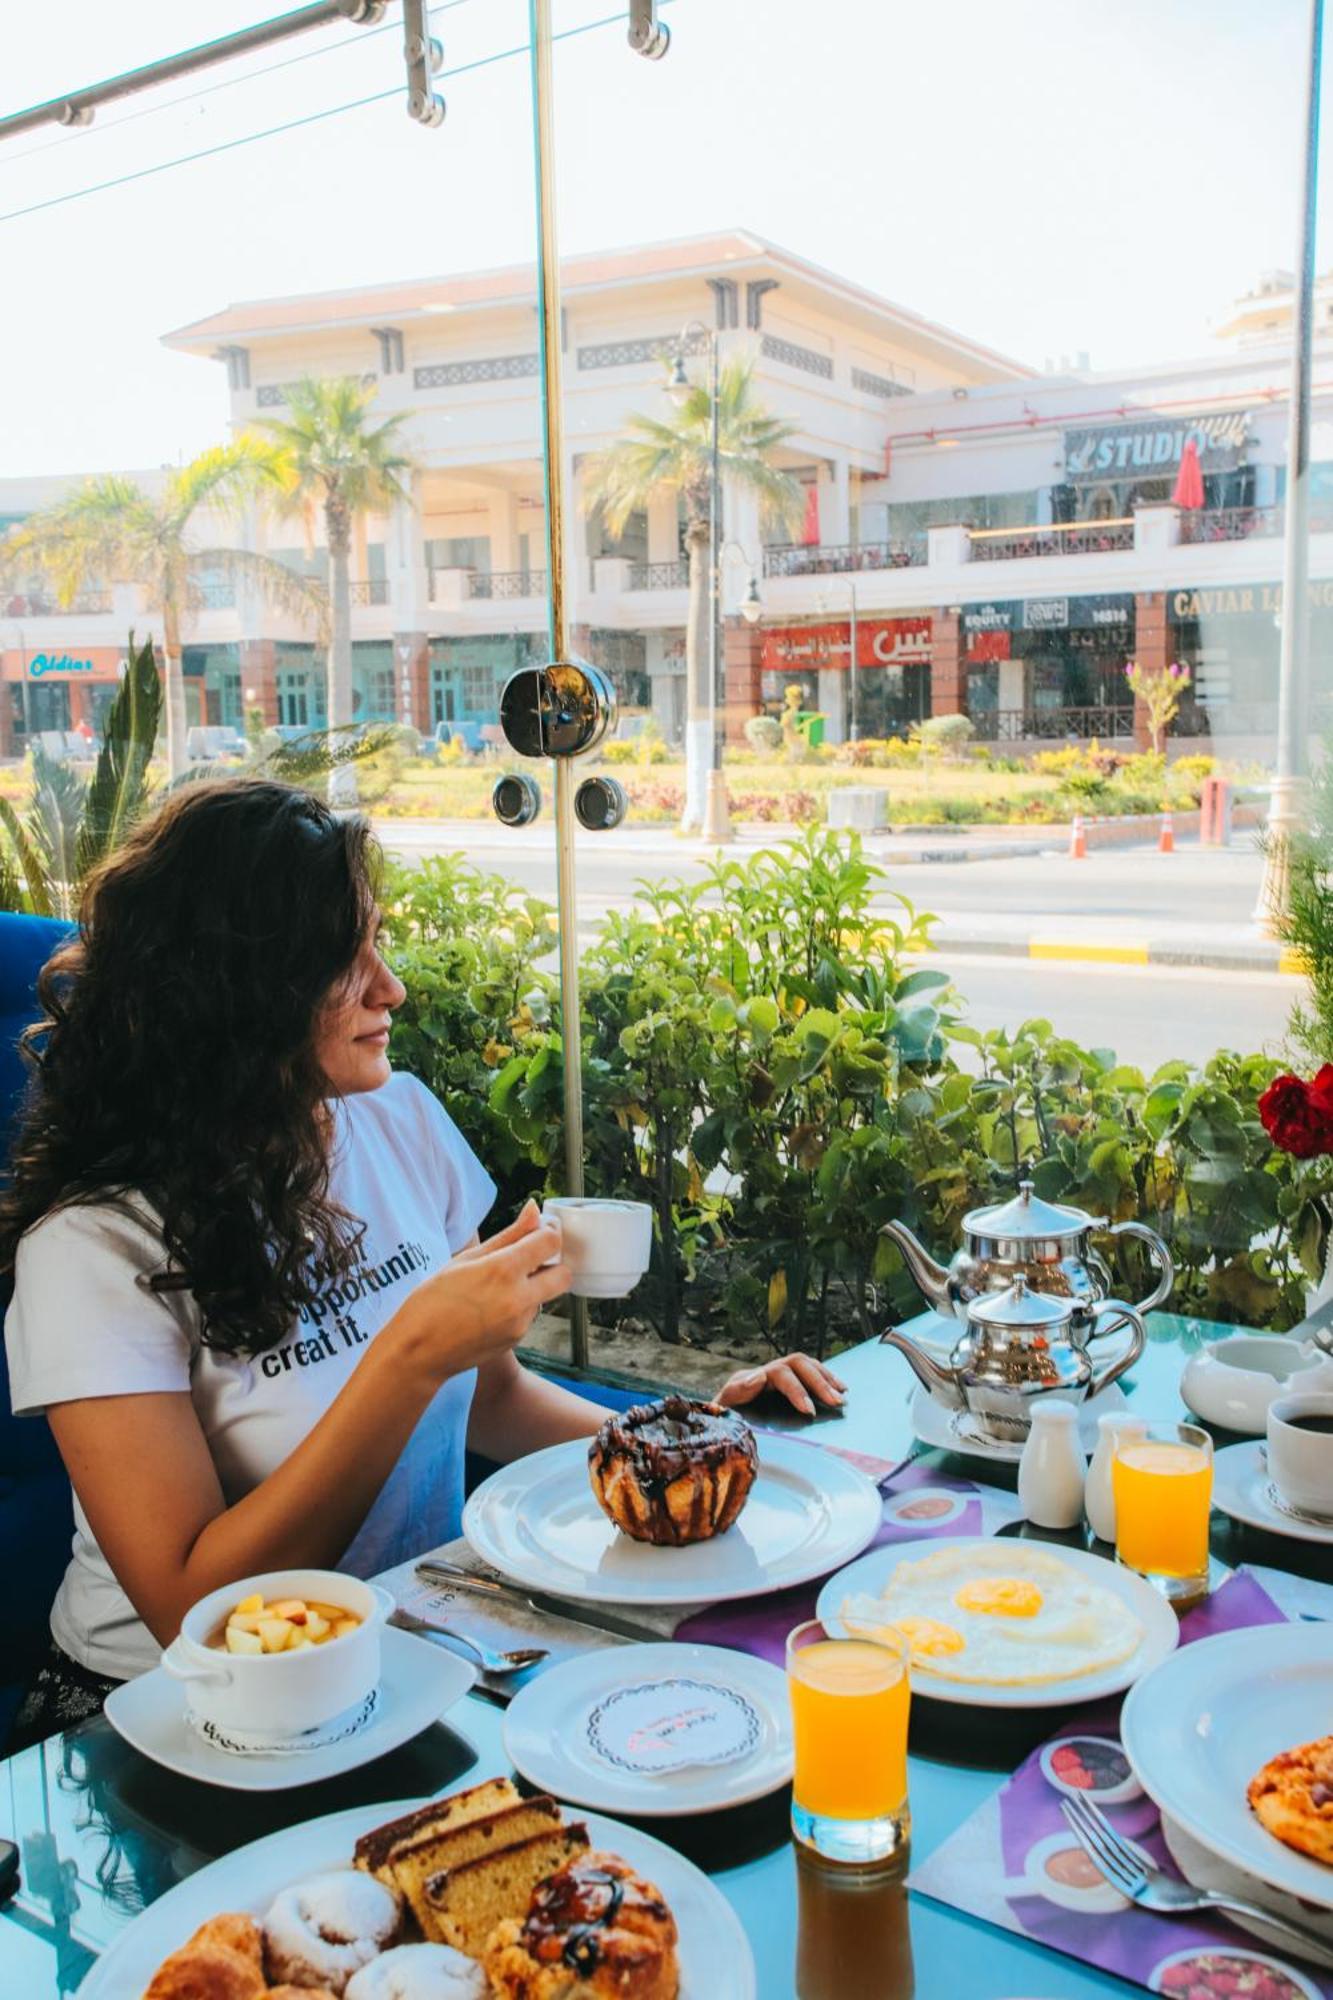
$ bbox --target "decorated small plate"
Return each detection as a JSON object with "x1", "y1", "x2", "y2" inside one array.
[{"x1": 501, "y1": 1642, "x2": 793, "y2": 1816}]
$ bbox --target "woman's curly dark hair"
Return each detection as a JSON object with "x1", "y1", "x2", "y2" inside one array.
[{"x1": 0, "y1": 778, "x2": 382, "y2": 1354}]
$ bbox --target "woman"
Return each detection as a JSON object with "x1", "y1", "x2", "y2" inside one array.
[{"x1": 2, "y1": 779, "x2": 842, "y2": 1745}]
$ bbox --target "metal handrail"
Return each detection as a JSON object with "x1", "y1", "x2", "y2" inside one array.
[
  {"x1": 1178, "y1": 506, "x2": 1284, "y2": 543},
  {"x1": 969, "y1": 520, "x2": 1135, "y2": 560},
  {"x1": 349, "y1": 578, "x2": 390, "y2": 605},
  {"x1": 763, "y1": 540, "x2": 924, "y2": 578},
  {"x1": 467, "y1": 569, "x2": 547, "y2": 599},
  {"x1": 627, "y1": 558, "x2": 689, "y2": 589}
]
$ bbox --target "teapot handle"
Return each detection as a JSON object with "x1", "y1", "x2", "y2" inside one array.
[
  {"x1": 1086, "y1": 1297, "x2": 1147, "y2": 1398},
  {"x1": 1107, "y1": 1220, "x2": 1174, "y2": 1315}
]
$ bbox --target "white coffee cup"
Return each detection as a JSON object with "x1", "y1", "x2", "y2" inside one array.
[
  {"x1": 1266, "y1": 1393, "x2": 1333, "y2": 1520},
  {"x1": 541, "y1": 1196, "x2": 652, "y2": 1298},
  {"x1": 160, "y1": 1568, "x2": 392, "y2": 1747}
]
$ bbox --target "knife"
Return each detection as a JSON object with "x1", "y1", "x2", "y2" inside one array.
[{"x1": 413, "y1": 1559, "x2": 669, "y2": 1646}]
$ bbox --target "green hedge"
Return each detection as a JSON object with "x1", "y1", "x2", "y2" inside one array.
[{"x1": 384, "y1": 831, "x2": 1330, "y2": 1353}]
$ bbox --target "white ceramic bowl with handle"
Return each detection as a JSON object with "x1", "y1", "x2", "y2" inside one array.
[
  {"x1": 1180, "y1": 1334, "x2": 1333, "y2": 1436},
  {"x1": 161, "y1": 1569, "x2": 391, "y2": 1744}
]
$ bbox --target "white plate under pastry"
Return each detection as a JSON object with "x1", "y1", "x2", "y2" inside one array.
[
  {"x1": 502, "y1": 1641, "x2": 793, "y2": 1816},
  {"x1": 76, "y1": 1794, "x2": 755, "y2": 1999},
  {"x1": 463, "y1": 1434, "x2": 882, "y2": 1606},
  {"x1": 1161, "y1": 1813, "x2": 1333, "y2": 1971},
  {"x1": 1212, "y1": 1441, "x2": 1333, "y2": 1547},
  {"x1": 1121, "y1": 1624, "x2": 1333, "y2": 1916},
  {"x1": 910, "y1": 1383, "x2": 1127, "y2": 1466},
  {"x1": 815, "y1": 1534, "x2": 1178, "y2": 1708},
  {"x1": 103, "y1": 1626, "x2": 474, "y2": 1791}
]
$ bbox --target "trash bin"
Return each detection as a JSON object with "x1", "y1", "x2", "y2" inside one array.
[
  {"x1": 1200, "y1": 775, "x2": 1232, "y2": 846},
  {"x1": 794, "y1": 711, "x2": 826, "y2": 748}
]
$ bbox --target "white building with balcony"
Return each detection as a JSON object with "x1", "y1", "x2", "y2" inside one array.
[{"x1": 1, "y1": 236, "x2": 1329, "y2": 757}]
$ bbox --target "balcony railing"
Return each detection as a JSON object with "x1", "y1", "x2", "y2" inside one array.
[
  {"x1": 349, "y1": 577, "x2": 390, "y2": 606},
  {"x1": 971, "y1": 705, "x2": 1136, "y2": 742},
  {"x1": 467, "y1": 569, "x2": 546, "y2": 599},
  {"x1": 628, "y1": 559, "x2": 690, "y2": 590},
  {"x1": 969, "y1": 519, "x2": 1135, "y2": 561},
  {"x1": 763, "y1": 539, "x2": 925, "y2": 578},
  {"x1": 1178, "y1": 505, "x2": 1283, "y2": 544},
  {"x1": 4, "y1": 589, "x2": 112, "y2": 616}
]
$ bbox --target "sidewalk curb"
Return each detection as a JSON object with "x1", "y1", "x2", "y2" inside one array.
[{"x1": 936, "y1": 934, "x2": 1307, "y2": 976}]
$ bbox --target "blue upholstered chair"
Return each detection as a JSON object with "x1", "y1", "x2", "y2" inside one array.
[{"x1": 0, "y1": 913, "x2": 75, "y2": 1748}]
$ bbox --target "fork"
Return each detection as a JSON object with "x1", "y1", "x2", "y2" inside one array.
[{"x1": 1060, "y1": 1794, "x2": 1333, "y2": 1964}]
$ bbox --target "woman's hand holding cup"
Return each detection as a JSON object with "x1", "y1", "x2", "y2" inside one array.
[{"x1": 398, "y1": 1201, "x2": 572, "y2": 1381}]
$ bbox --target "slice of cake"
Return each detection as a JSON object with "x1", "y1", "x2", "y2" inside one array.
[
  {"x1": 386, "y1": 1796, "x2": 566, "y2": 1938},
  {"x1": 422, "y1": 1823, "x2": 591, "y2": 1956},
  {"x1": 354, "y1": 1779, "x2": 521, "y2": 1884}
]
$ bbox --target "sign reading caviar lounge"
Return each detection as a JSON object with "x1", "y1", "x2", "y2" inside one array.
[
  {"x1": 1172, "y1": 580, "x2": 1333, "y2": 619},
  {"x1": 1065, "y1": 411, "x2": 1251, "y2": 481}
]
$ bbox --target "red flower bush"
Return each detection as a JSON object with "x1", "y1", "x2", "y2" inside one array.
[{"x1": 1258, "y1": 1065, "x2": 1333, "y2": 1158}]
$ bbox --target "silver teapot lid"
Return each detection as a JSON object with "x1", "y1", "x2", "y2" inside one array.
[
  {"x1": 967, "y1": 1273, "x2": 1076, "y2": 1331},
  {"x1": 962, "y1": 1179, "x2": 1092, "y2": 1243}
]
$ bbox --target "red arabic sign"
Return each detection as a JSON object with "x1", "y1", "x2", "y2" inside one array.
[{"x1": 760, "y1": 616, "x2": 931, "y2": 673}]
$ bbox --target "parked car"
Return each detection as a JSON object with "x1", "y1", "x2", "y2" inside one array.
[
  {"x1": 186, "y1": 725, "x2": 248, "y2": 763},
  {"x1": 434, "y1": 719, "x2": 486, "y2": 754}
]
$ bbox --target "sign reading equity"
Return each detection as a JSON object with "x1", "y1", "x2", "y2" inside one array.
[{"x1": 1065, "y1": 411, "x2": 1250, "y2": 482}]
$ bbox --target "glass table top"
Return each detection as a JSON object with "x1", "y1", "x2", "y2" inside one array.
[{"x1": 2, "y1": 1312, "x2": 1327, "y2": 1999}]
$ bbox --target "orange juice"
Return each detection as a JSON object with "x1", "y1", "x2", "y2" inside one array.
[
  {"x1": 788, "y1": 1638, "x2": 910, "y2": 1820},
  {"x1": 1113, "y1": 1439, "x2": 1212, "y2": 1578}
]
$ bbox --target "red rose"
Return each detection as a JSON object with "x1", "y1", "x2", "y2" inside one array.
[
  {"x1": 1307, "y1": 1063, "x2": 1333, "y2": 1120},
  {"x1": 1258, "y1": 1073, "x2": 1333, "y2": 1158}
]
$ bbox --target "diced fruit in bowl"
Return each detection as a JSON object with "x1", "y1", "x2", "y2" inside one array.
[{"x1": 215, "y1": 1592, "x2": 362, "y2": 1654}]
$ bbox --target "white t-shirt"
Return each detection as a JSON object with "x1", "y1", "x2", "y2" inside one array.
[{"x1": 5, "y1": 1070, "x2": 496, "y2": 1680}]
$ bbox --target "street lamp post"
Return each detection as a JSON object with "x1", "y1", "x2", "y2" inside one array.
[
  {"x1": 668, "y1": 327, "x2": 732, "y2": 840},
  {"x1": 1256, "y1": 0, "x2": 1324, "y2": 929}
]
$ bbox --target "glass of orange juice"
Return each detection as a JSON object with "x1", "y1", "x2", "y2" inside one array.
[
  {"x1": 1112, "y1": 1420, "x2": 1213, "y2": 1602},
  {"x1": 786, "y1": 1620, "x2": 910, "y2": 1867}
]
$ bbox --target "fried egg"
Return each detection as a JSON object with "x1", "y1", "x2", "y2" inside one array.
[{"x1": 840, "y1": 1544, "x2": 1144, "y2": 1687}]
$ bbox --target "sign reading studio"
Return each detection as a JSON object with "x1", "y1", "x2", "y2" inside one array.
[{"x1": 1065, "y1": 411, "x2": 1250, "y2": 483}]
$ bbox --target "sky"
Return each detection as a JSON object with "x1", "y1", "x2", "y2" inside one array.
[{"x1": 0, "y1": 0, "x2": 1325, "y2": 475}]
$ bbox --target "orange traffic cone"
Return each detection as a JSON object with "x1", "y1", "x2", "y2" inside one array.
[
  {"x1": 1069, "y1": 813, "x2": 1087, "y2": 860},
  {"x1": 1159, "y1": 810, "x2": 1175, "y2": 855}
]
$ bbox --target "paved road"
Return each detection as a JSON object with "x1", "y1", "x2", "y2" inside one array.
[{"x1": 379, "y1": 821, "x2": 1296, "y2": 1067}]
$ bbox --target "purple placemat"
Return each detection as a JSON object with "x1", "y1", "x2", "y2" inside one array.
[
  {"x1": 911, "y1": 1568, "x2": 1333, "y2": 1999},
  {"x1": 675, "y1": 1459, "x2": 1023, "y2": 1665}
]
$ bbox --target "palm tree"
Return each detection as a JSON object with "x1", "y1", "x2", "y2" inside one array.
[
  {"x1": 259, "y1": 377, "x2": 417, "y2": 804},
  {"x1": 0, "y1": 442, "x2": 325, "y2": 779},
  {"x1": 582, "y1": 356, "x2": 802, "y2": 830}
]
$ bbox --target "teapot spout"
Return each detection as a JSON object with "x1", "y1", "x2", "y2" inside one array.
[
  {"x1": 880, "y1": 1219, "x2": 954, "y2": 1316},
  {"x1": 878, "y1": 1325, "x2": 966, "y2": 1411}
]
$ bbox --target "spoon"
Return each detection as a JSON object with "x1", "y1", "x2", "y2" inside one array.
[{"x1": 388, "y1": 1607, "x2": 548, "y2": 1676}]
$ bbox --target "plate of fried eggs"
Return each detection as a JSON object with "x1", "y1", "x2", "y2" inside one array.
[{"x1": 816, "y1": 1538, "x2": 1179, "y2": 1707}]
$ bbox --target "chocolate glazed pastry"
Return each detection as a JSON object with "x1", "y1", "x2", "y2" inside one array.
[
  {"x1": 485, "y1": 1852, "x2": 680, "y2": 2000},
  {"x1": 588, "y1": 1397, "x2": 758, "y2": 1546}
]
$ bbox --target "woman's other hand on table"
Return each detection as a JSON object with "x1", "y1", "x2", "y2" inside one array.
[{"x1": 717, "y1": 1353, "x2": 847, "y2": 1418}]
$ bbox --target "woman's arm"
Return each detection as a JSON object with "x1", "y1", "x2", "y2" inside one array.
[
  {"x1": 47, "y1": 1217, "x2": 572, "y2": 1648},
  {"x1": 466, "y1": 1347, "x2": 849, "y2": 1462}
]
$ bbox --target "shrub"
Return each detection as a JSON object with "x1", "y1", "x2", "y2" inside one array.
[
  {"x1": 744, "y1": 715, "x2": 783, "y2": 755},
  {"x1": 914, "y1": 714, "x2": 974, "y2": 756},
  {"x1": 1173, "y1": 754, "x2": 1218, "y2": 782},
  {"x1": 385, "y1": 832, "x2": 1331, "y2": 1349},
  {"x1": 601, "y1": 740, "x2": 638, "y2": 764}
]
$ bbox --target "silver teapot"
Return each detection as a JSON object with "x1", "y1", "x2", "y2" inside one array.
[
  {"x1": 881, "y1": 1180, "x2": 1173, "y2": 1333},
  {"x1": 882, "y1": 1273, "x2": 1147, "y2": 1439}
]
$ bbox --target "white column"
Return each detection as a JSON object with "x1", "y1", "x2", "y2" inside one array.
[
  {"x1": 823, "y1": 462, "x2": 851, "y2": 547},
  {"x1": 818, "y1": 665, "x2": 846, "y2": 742},
  {"x1": 1133, "y1": 503, "x2": 1182, "y2": 556},
  {"x1": 389, "y1": 477, "x2": 430, "y2": 630}
]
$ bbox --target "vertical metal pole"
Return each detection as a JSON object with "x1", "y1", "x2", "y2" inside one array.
[
  {"x1": 1257, "y1": 0, "x2": 1324, "y2": 928},
  {"x1": 709, "y1": 331, "x2": 720, "y2": 768},
  {"x1": 528, "y1": 0, "x2": 589, "y2": 1368},
  {"x1": 849, "y1": 579, "x2": 859, "y2": 743}
]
